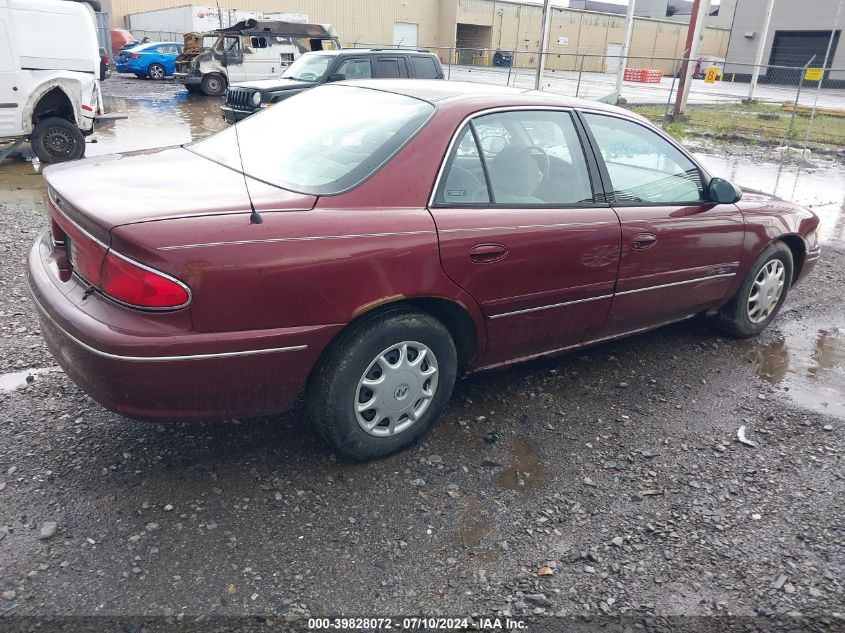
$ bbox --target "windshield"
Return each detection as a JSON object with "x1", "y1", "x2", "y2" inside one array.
[
  {"x1": 189, "y1": 85, "x2": 434, "y2": 195},
  {"x1": 282, "y1": 53, "x2": 333, "y2": 82}
]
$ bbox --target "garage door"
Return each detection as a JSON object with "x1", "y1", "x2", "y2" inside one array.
[{"x1": 394, "y1": 22, "x2": 418, "y2": 49}]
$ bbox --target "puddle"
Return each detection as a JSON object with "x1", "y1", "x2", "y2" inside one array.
[
  {"x1": 0, "y1": 367, "x2": 61, "y2": 392},
  {"x1": 494, "y1": 439, "x2": 548, "y2": 491},
  {"x1": 743, "y1": 324, "x2": 845, "y2": 419},
  {"x1": 694, "y1": 152, "x2": 845, "y2": 246}
]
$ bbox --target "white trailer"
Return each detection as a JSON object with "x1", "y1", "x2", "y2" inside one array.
[{"x1": 126, "y1": 5, "x2": 308, "y2": 35}]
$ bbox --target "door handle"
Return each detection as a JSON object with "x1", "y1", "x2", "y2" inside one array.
[
  {"x1": 469, "y1": 243, "x2": 508, "y2": 263},
  {"x1": 631, "y1": 233, "x2": 658, "y2": 250}
]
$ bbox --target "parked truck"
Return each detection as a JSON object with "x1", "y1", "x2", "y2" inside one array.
[
  {"x1": 0, "y1": 0, "x2": 103, "y2": 163},
  {"x1": 173, "y1": 19, "x2": 341, "y2": 96}
]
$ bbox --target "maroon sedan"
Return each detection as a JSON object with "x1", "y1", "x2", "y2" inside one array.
[{"x1": 28, "y1": 81, "x2": 820, "y2": 460}]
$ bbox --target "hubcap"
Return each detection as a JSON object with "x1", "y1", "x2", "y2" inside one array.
[
  {"x1": 747, "y1": 259, "x2": 785, "y2": 323},
  {"x1": 42, "y1": 127, "x2": 74, "y2": 158},
  {"x1": 151, "y1": 65, "x2": 164, "y2": 79},
  {"x1": 354, "y1": 341, "x2": 439, "y2": 437}
]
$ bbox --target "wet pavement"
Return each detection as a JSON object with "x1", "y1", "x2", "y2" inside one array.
[{"x1": 0, "y1": 75, "x2": 842, "y2": 626}]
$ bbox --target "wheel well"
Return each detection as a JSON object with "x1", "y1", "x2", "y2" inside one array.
[
  {"x1": 404, "y1": 297, "x2": 478, "y2": 371},
  {"x1": 321, "y1": 298, "x2": 479, "y2": 375},
  {"x1": 32, "y1": 88, "x2": 75, "y2": 126},
  {"x1": 777, "y1": 235, "x2": 806, "y2": 284}
]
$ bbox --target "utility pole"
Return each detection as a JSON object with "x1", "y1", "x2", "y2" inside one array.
[
  {"x1": 747, "y1": 0, "x2": 776, "y2": 102},
  {"x1": 534, "y1": 0, "x2": 552, "y2": 90},
  {"x1": 673, "y1": 0, "x2": 710, "y2": 116},
  {"x1": 614, "y1": 0, "x2": 637, "y2": 101}
]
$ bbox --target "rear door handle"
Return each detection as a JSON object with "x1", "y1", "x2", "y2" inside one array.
[
  {"x1": 469, "y1": 243, "x2": 508, "y2": 263},
  {"x1": 631, "y1": 233, "x2": 658, "y2": 249}
]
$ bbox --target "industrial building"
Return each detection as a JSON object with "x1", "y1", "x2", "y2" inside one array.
[{"x1": 98, "y1": 0, "x2": 732, "y2": 75}]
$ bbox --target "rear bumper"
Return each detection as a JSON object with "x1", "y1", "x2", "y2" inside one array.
[
  {"x1": 173, "y1": 72, "x2": 202, "y2": 85},
  {"x1": 27, "y1": 231, "x2": 340, "y2": 422},
  {"x1": 220, "y1": 104, "x2": 255, "y2": 123}
]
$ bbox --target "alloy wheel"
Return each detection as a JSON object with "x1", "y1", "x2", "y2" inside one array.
[{"x1": 354, "y1": 341, "x2": 439, "y2": 437}]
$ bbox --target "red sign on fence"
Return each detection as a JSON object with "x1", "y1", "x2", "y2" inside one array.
[{"x1": 623, "y1": 68, "x2": 663, "y2": 83}]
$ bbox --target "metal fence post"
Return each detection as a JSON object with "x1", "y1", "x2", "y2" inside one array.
[
  {"x1": 575, "y1": 52, "x2": 585, "y2": 98},
  {"x1": 507, "y1": 49, "x2": 515, "y2": 86},
  {"x1": 788, "y1": 56, "x2": 815, "y2": 137},
  {"x1": 664, "y1": 54, "x2": 685, "y2": 120},
  {"x1": 447, "y1": 47, "x2": 452, "y2": 80}
]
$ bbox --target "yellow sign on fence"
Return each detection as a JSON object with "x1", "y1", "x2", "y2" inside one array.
[
  {"x1": 805, "y1": 67, "x2": 823, "y2": 81},
  {"x1": 704, "y1": 67, "x2": 719, "y2": 83}
]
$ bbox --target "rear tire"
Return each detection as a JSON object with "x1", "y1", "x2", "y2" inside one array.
[
  {"x1": 307, "y1": 309, "x2": 457, "y2": 461},
  {"x1": 713, "y1": 241, "x2": 793, "y2": 338},
  {"x1": 201, "y1": 73, "x2": 226, "y2": 96},
  {"x1": 31, "y1": 117, "x2": 85, "y2": 163},
  {"x1": 147, "y1": 63, "x2": 166, "y2": 80}
]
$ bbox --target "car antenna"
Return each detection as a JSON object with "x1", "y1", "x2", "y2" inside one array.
[{"x1": 231, "y1": 120, "x2": 263, "y2": 225}]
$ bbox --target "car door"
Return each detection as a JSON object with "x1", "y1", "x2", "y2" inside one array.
[
  {"x1": 372, "y1": 55, "x2": 409, "y2": 79},
  {"x1": 580, "y1": 112, "x2": 744, "y2": 334},
  {"x1": 428, "y1": 109, "x2": 622, "y2": 367}
]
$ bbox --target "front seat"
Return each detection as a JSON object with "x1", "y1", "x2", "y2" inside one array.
[{"x1": 488, "y1": 147, "x2": 544, "y2": 204}]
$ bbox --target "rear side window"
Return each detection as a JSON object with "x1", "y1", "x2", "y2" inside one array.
[
  {"x1": 374, "y1": 57, "x2": 408, "y2": 78},
  {"x1": 411, "y1": 56, "x2": 439, "y2": 79},
  {"x1": 436, "y1": 110, "x2": 593, "y2": 206},
  {"x1": 437, "y1": 127, "x2": 490, "y2": 205}
]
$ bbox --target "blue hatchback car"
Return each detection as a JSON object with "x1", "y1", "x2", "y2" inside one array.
[{"x1": 115, "y1": 42, "x2": 183, "y2": 79}]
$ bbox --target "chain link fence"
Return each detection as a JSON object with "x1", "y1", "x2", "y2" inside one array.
[{"x1": 351, "y1": 43, "x2": 845, "y2": 151}]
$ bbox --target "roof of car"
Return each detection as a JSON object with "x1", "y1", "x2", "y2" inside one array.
[
  {"x1": 131, "y1": 42, "x2": 180, "y2": 51},
  {"x1": 335, "y1": 79, "x2": 637, "y2": 116},
  {"x1": 303, "y1": 48, "x2": 439, "y2": 57}
]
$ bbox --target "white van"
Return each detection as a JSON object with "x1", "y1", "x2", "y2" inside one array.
[{"x1": 0, "y1": 0, "x2": 103, "y2": 163}]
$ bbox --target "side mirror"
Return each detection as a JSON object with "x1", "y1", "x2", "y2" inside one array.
[
  {"x1": 327, "y1": 73, "x2": 345, "y2": 82},
  {"x1": 708, "y1": 177, "x2": 742, "y2": 204}
]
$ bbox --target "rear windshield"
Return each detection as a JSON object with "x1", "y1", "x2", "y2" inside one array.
[{"x1": 189, "y1": 85, "x2": 434, "y2": 196}]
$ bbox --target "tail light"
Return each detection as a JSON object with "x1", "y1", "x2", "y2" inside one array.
[
  {"x1": 100, "y1": 251, "x2": 190, "y2": 309},
  {"x1": 49, "y1": 204, "x2": 190, "y2": 310},
  {"x1": 127, "y1": 53, "x2": 140, "y2": 59}
]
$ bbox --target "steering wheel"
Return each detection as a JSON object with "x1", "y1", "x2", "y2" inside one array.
[{"x1": 515, "y1": 145, "x2": 551, "y2": 180}]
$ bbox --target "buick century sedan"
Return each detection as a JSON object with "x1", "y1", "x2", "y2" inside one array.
[{"x1": 28, "y1": 81, "x2": 820, "y2": 460}]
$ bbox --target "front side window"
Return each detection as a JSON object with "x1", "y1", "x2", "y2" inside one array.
[
  {"x1": 436, "y1": 110, "x2": 594, "y2": 206},
  {"x1": 335, "y1": 59, "x2": 372, "y2": 80},
  {"x1": 583, "y1": 113, "x2": 705, "y2": 204},
  {"x1": 190, "y1": 85, "x2": 433, "y2": 195}
]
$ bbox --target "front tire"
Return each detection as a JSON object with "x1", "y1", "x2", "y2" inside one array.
[
  {"x1": 201, "y1": 73, "x2": 227, "y2": 96},
  {"x1": 714, "y1": 242, "x2": 793, "y2": 338},
  {"x1": 307, "y1": 309, "x2": 457, "y2": 461},
  {"x1": 31, "y1": 117, "x2": 85, "y2": 163},
  {"x1": 147, "y1": 63, "x2": 166, "y2": 80}
]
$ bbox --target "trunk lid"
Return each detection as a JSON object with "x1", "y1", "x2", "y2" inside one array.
[{"x1": 42, "y1": 146, "x2": 317, "y2": 234}]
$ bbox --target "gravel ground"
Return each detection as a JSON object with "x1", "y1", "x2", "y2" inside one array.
[{"x1": 0, "y1": 75, "x2": 842, "y2": 632}]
